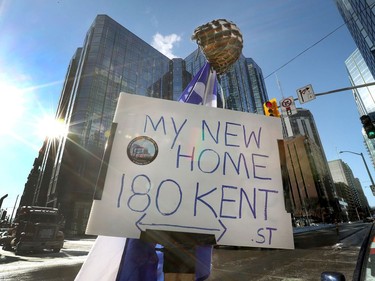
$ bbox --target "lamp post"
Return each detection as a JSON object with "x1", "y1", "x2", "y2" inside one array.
[
  {"x1": 339, "y1": 151, "x2": 375, "y2": 188},
  {"x1": 340, "y1": 150, "x2": 374, "y2": 217}
]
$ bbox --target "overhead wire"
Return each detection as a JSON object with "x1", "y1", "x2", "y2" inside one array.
[
  {"x1": 264, "y1": 23, "x2": 345, "y2": 79},
  {"x1": 264, "y1": 2, "x2": 375, "y2": 80}
]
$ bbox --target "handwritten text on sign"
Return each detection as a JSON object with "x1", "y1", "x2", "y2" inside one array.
[{"x1": 86, "y1": 93, "x2": 294, "y2": 249}]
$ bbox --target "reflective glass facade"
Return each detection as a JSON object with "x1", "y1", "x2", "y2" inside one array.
[
  {"x1": 171, "y1": 58, "x2": 192, "y2": 100},
  {"x1": 43, "y1": 15, "x2": 172, "y2": 234},
  {"x1": 245, "y1": 58, "x2": 269, "y2": 114},
  {"x1": 345, "y1": 48, "x2": 375, "y2": 168},
  {"x1": 345, "y1": 49, "x2": 375, "y2": 115},
  {"x1": 282, "y1": 109, "x2": 325, "y2": 151},
  {"x1": 335, "y1": 0, "x2": 375, "y2": 77}
]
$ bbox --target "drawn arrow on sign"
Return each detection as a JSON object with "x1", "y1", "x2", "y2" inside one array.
[{"x1": 135, "y1": 213, "x2": 228, "y2": 242}]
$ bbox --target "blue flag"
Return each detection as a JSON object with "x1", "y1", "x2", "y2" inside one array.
[{"x1": 179, "y1": 62, "x2": 217, "y2": 107}]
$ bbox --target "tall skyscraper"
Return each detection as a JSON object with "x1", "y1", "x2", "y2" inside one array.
[
  {"x1": 354, "y1": 177, "x2": 371, "y2": 216},
  {"x1": 335, "y1": 0, "x2": 375, "y2": 77},
  {"x1": 31, "y1": 15, "x2": 269, "y2": 235},
  {"x1": 345, "y1": 48, "x2": 375, "y2": 168},
  {"x1": 245, "y1": 58, "x2": 270, "y2": 114},
  {"x1": 328, "y1": 159, "x2": 370, "y2": 220},
  {"x1": 283, "y1": 135, "x2": 333, "y2": 223},
  {"x1": 345, "y1": 49, "x2": 375, "y2": 115},
  {"x1": 282, "y1": 108, "x2": 333, "y2": 189},
  {"x1": 282, "y1": 108, "x2": 325, "y2": 151},
  {"x1": 35, "y1": 15, "x2": 172, "y2": 235},
  {"x1": 281, "y1": 108, "x2": 339, "y2": 221}
]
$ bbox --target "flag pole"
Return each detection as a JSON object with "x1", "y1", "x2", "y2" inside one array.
[{"x1": 202, "y1": 65, "x2": 216, "y2": 106}]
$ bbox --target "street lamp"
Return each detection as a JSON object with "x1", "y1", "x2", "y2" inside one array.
[
  {"x1": 339, "y1": 151, "x2": 375, "y2": 218},
  {"x1": 339, "y1": 151, "x2": 375, "y2": 189}
]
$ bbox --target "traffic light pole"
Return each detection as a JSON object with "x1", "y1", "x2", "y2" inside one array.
[
  {"x1": 314, "y1": 81, "x2": 375, "y2": 97},
  {"x1": 291, "y1": 81, "x2": 375, "y2": 101}
]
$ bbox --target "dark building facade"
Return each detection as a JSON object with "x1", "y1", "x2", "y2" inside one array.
[
  {"x1": 30, "y1": 15, "x2": 270, "y2": 235},
  {"x1": 282, "y1": 109, "x2": 338, "y2": 209},
  {"x1": 283, "y1": 135, "x2": 335, "y2": 223},
  {"x1": 19, "y1": 143, "x2": 46, "y2": 207},
  {"x1": 335, "y1": 0, "x2": 375, "y2": 77}
]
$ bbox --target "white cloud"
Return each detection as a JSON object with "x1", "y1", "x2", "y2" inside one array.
[{"x1": 151, "y1": 33, "x2": 181, "y2": 59}]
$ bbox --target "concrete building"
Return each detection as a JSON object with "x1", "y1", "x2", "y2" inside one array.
[{"x1": 328, "y1": 159, "x2": 371, "y2": 221}]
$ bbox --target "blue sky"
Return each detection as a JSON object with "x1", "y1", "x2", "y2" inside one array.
[{"x1": 1, "y1": 0, "x2": 373, "y2": 215}]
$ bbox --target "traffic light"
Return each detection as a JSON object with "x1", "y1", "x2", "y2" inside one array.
[
  {"x1": 360, "y1": 115, "x2": 375, "y2": 139},
  {"x1": 263, "y1": 98, "x2": 280, "y2": 117}
]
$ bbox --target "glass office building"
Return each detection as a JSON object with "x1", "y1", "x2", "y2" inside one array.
[
  {"x1": 345, "y1": 49, "x2": 375, "y2": 115},
  {"x1": 32, "y1": 15, "x2": 269, "y2": 235},
  {"x1": 335, "y1": 0, "x2": 375, "y2": 77},
  {"x1": 35, "y1": 15, "x2": 173, "y2": 234},
  {"x1": 345, "y1": 48, "x2": 375, "y2": 168}
]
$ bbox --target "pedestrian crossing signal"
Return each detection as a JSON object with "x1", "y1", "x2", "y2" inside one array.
[{"x1": 263, "y1": 98, "x2": 280, "y2": 117}]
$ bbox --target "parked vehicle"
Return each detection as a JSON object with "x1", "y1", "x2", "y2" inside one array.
[{"x1": 1, "y1": 206, "x2": 64, "y2": 255}]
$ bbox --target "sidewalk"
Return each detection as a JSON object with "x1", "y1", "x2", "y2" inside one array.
[{"x1": 293, "y1": 223, "x2": 335, "y2": 234}]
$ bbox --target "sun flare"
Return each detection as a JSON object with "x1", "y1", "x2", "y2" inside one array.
[{"x1": 35, "y1": 116, "x2": 67, "y2": 139}]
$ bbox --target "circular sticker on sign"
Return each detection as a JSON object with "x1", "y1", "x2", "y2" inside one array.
[{"x1": 127, "y1": 136, "x2": 158, "y2": 165}]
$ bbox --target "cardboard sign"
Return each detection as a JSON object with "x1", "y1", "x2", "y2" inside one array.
[{"x1": 86, "y1": 93, "x2": 294, "y2": 249}]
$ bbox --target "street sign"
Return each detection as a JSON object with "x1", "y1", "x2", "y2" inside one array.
[
  {"x1": 297, "y1": 84, "x2": 315, "y2": 104},
  {"x1": 86, "y1": 92, "x2": 294, "y2": 249},
  {"x1": 279, "y1": 96, "x2": 297, "y2": 117}
]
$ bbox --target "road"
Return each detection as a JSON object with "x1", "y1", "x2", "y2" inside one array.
[
  {"x1": 0, "y1": 222, "x2": 371, "y2": 280},
  {"x1": 208, "y1": 222, "x2": 369, "y2": 280},
  {"x1": 0, "y1": 239, "x2": 94, "y2": 280}
]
